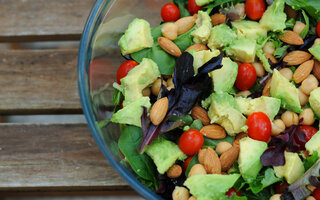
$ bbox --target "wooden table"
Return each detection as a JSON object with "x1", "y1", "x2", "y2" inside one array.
[{"x1": 0, "y1": 0, "x2": 140, "y2": 198}]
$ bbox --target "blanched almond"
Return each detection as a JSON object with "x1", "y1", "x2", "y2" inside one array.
[
  {"x1": 188, "y1": 164, "x2": 207, "y2": 177},
  {"x1": 200, "y1": 125, "x2": 226, "y2": 139},
  {"x1": 185, "y1": 44, "x2": 208, "y2": 52},
  {"x1": 175, "y1": 16, "x2": 196, "y2": 35},
  {"x1": 158, "y1": 37, "x2": 182, "y2": 57},
  {"x1": 150, "y1": 97, "x2": 168, "y2": 125},
  {"x1": 211, "y1": 13, "x2": 226, "y2": 26},
  {"x1": 220, "y1": 146, "x2": 240, "y2": 171},
  {"x1": 279, "y1": 30, "x2": 304, "y2": 45},
  {"x1": 293, "y1": 60, "x2": 314, "y2": 83},
  {"x1": 203, "y1": 148, "x2": 221, "y2": 174},
  {"x1": 313, "y1": 59, "x2": 320, "y2": 80},
  {"x1": 161, "y1": 23, "x2": 178, "y2": 40},
  {"x1": 283, "y1": 51, "x2": 312, "y2": 66},
  {"x1": 191, "y1": 106, "x2": 210, "y2": 125}
]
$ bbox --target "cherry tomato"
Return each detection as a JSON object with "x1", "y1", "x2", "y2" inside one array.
[
  {"x1": 179, "y1": 129, "x2": 204, "y2": 156},
  {"x1": 317, "y1": 21, "x2": 320, "y2": 38},
  {"x1": 313, "y1": 188, "x2": 320, "y2": 200},
  {"x1": 235, "y1": 63, "x2": 257, "y2": 91},
  {"x1": 161, "y1": 3, "x2": 180, "y2": 22},
  {"x1": 182, "y1": 156, "x2": 193, "y2": 171},
  {"x1": 226, "y1": 187, "x2": 241, "y2": 198},
  {"x1": 247, "y1": 112, "x2": 272, "y2": 142},
  {"x1": 295, "y1": 125, "x2": 319, "y2": 146},
  {"x1": 274, "y1": 181, "x2": 289, "y2": 194},
  {"x1": 245, "y1": 0, "x2": 266, "y2": 20},
  {"x1": 116, "y1": 60, "x2": 139, "y2": 84},
  {"x1": 187, "y1": 0, "x2": 202, "y2": 15}
]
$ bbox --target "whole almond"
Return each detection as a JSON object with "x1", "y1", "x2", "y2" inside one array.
[
  {"x1": 279, "y1": 30, "x2": 304, "y2": 45},
  {"x1": 203, "y1": 148, "x2": 221, "y2": 174},
  {"x1": 158, "y1": 37, "x2": 182, "y2": 57},
  {"x1": 293, "y1": 60, "x2": 314, "y2": 83},
  {"x1": 263, "y1": 79, "x2": 271, "y2": 97},
  {"x1": 167, "y1": 164, "x2": 182, "y2": 178},
  {"x1": 200, "y1": 125, "x2": 226, "y2": 139},
  {"x1": 266, "y1": 53, "x2": 278, "y2": 64},
  {"x1": 313, "y1": 59, "x2": 320, "y2": 80},
  {"x1": 188, "y1": 164, "x2": 207, "y2": 177},
  {"x1": 191, "y1": 106, "x2": 210, "y2": 125},
  {"x1": 232, "y1": 133, "x2": 248, "y2": 147},
  {"x1": 175, "y1": 16, "x2": 196, "y2": 35},
  {"x1": 283, "y1": 50, "x2": 312, "y2": 66},
  {"x1": 198, "y1": 148, "x2": 206, "y2": 164},
  {"x1": 211, "y1": 13, "x2": 226, "y2": 26},
  {"x1": 161, "y1": 23, "x2": 178, "y2": 40},
  {"x1": 220, "y1": 146, "x2": 240, "y2": 171},
  {"x1": 185, "y1": 44, "x2": 208, "y2": 52},
  {"x1": 150, "y1": 97, "x2": 168, "y2": 125}
]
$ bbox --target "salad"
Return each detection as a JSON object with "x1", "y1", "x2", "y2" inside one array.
[{"x1": 102, "y1": 0, "x2": 320, "y2": 199}]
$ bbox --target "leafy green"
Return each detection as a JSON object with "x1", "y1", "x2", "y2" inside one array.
[
  {"x1": 173, "y1": 0, "x2": 191, "y2": 17},
  {"x1": 190, "y1": 119, "x2": 203, "y2": 130},
  {"x1": 185, "y1": 154, "x2": 199, "y2": 176},
  {"x1": 112, "y1": 83, "x2": 124, "y2": 106},
  {"x1": 300, "y1": 10, "x2": 310, "y2": 39},
  {"x1": 285, "y1": 0, "x2": 320, "y2": 21},
  {"x1": 204, "y1": 0, "x2": 242, "y2": 14},
  {"x1": 168, "y1": 115, "x2": 194, "y2": 125},
  {"x1": 274, "y1": 45, "x2": 289, "y2": 58},
  {"x1": 304, "y1": 151, "x2": 319, "y2": 170},
  {"x1": 174, "y1": 26, "x2": 196, "y2": 51},
  {"x1": 248, "y1": 168, "x2": 282, "y2": 194},
  {"x1": 256, "y1": 36, "x2": 272, "y2": 73},
  {"x1": 203, "y1": 135, "x2": 235, "y2": 148},
  {"x1": 241, "y1": 187, "x2": 274, "y2": 200},
  {"x1": 286, "y1": 18, "x2": 296, "y2": 29}
]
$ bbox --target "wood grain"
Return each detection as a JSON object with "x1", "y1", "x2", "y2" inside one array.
[
  {"x1": 0, "y1": 0, "x2": 95, "y2": 42},
  {"x1": 0, "y1": 123, "x2": 129, "y2": 191}
]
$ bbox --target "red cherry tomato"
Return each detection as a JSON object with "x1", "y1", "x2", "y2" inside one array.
[
  {"x1": 182, "y1": 156, "x2": 193, "y2": 171},
  {"x1": 313, "y1": 188, "x2": 320, "y2": 200},
  {"x1": 317, "y1": 21, "x2": 320, "y2": 38},
  {"x1": 116, "y1": 60, "x2": 139, "y2": 84},
  {"x1": 274, "y1": 181, "x2": 289, "y2": 194},
  {"x1": 179, "y1": 129, "x2": 204, "y2": 156},
  {"x1": 235, "y1": 63, "x2": 257, "y2": 91},
  {"x1": 187, "y1": 0, "x2": 202, "y2": 15},
  {"x1": 247, "y1": 112, "x2": 272, "y2": 142},
  {"x1": 245, "y1": 0, "x2": 266, "y2": 20},
  {"x1": 226, "y1": 187, "x2": 242, "y2": 198},
  {"x1": 161, "y1": 3, "x2": 180, "y2": 22}
]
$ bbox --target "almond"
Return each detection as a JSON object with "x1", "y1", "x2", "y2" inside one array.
[
  {"x1": 150, "y1": 97, "x2": 168, "y2": 125},
  {"x1": 175, "y1": 16, "x2": 196, "y2": 35},
  {"x1": 167, "y1": 164, "x2": 182, "y2": 178},
  {"x1": 220, "y1": 146, "x2": 240, "y2": 171},
  {"x1": 211, "y1": 13, "x2": 226, "y2": 26},
  {"x1": 283, "y1": 50, "x2": 312, "y2": 66},
  {"x1": 279, "y1": 30, "x2": 304, "y2": 45},
  {"x1": 263, "y1": 79, "x2": 271, "y2": 97},
  {"x1": 188, "y1": 164, "x2": 207, "y2": 177},
  {"x1": 158, "y1": 37, "x2": 182, "y2": 57},
  {"x1": 191, "y1": 106, "x2": 210, "y2": 125},
  {"x1": 200, "y1": 125, "x2": 226, "y2": 139},
  {"x1": 185, "y1": 44, "x2": 208, "y2": 52},
  {"x1": 232, "y1": 133, "x2": 248, "y2": 147},
  {"x1": 161, "y1": 23, "x2": 178, "y2": 40},
  {"x1": 198, "y1": 148, "x2": 206, "y2": 164},
  {"x1": 293, "y1": 60, "x2": 314, "y2": 83},
  {"x1": 313, "y1": 59, "x2": 320, "y2": 80},
  {"x1": 203, "y1": 148, "x2": 221, "y2": 174},
  {"x1": 266, "y1": 53, "x2": 278, "y2": 64}
]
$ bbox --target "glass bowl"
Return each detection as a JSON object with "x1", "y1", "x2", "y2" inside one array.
[{"x1": 77, "y1": 0, "x2": 169, "y2": 199}]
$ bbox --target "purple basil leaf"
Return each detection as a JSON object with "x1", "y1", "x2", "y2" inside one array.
[{"x1": 261, "y1": 145, "x2": 286, "y2": 166}]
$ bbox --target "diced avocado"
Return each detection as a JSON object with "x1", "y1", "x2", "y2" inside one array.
[
  {"x1": 193, "y1": 49, "x2": 220, "y2": 73},
  {"x1": 122, "y1": 58, "x2": 160, "y2": 106},
  {"x1": 184, "y1": 174, "x2": 241, "y2": 200},
  {"x1": 208, "y1": 24, "x2": 237, "y2": 49},
  {"x1": 310, "y1": 88, "x2": 320, "y2": 117},
  {"x1": 195, "y1": 0, "x2": 214, "y2": 6},
  {"x1": 232, "y1": 20, "x2": 268, "y2": 40},
  {"x1": 274, "y1": 152, "x2": 305, "y2": 184},
  {"x1": 111, "y1": 97, "x2": 151, "y2": 127},
  {"x1": 118, "y1": 18, "x2": 154, "y2": 55},
  {"x1": 309, "y1": 43, "x2": 320, "y2": 62},
  {"x1": 270, "y1": 69, "x2": 302, "y2": 113},
  {"x1": 238, "y1": 137, "x2": 268, "y2": 183},
  {"x1": 191, "y1": 11, "x2": 212, "y2": 44},
  {"x1": 306, "y1": 131, "x2": 320, "y2": 156},
  {"x1": 210, "y1": 57, "x2": 238, "y2": 93},
  {"x1": 202, "y1": 93, "x2": 247, "y2": 136},
  {"x1": 236, "y1": 96, "x2": 281, "y2": 120},
  {"x1": 225, "y1": 38, "x2": 257, "y2": 63},
  {"x1": 146, "y1": 137, "x2": 187, "y2": 174},
  {"x1": 259, "y1": 0, "x2": 286, "y2": 32}
]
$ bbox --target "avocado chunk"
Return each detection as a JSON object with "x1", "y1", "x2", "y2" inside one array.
[
  {"x1": 146, "y1": 137, "x2": 187, "y2": 174},
  {"x1": 270, "y1": 69, "x2": 302, "y2": 113},
  {"x1": 202, "y1": 93, "x2": 247, "y2": 136},
  {"x1": 195, "y1": 0, "x2": 214, "y2": 6},
  {"x1": 274, "y1": 152, "x2": 305, "y2": 184},
  {"x1": 309, "y1": 88, "x2": 320, "y2": 117},
  {"x1": 309, "y1": 43, "x2": 320, "y2": 62},
  {"x1": 259, "y1": 0, "x2": 286, "y2": 32},
  {"x1": 122, "y1": 58, "x2": 160, "y2": 106},
  {"x1": 232, "y1": 20, "x2": 268, "y2": 40},
  {"x1": 192, "y1": 49, "x2": 220, "y2": 73},
  {"x1": 238, "y1": 137, "x2": 268, "y2": 183},
  {"x1": 210, "y1": 57, "x2": 238, "y2": 93},
  {"x1": 184, "y1": 174, "x2": 241, "y2": 200},
  {"x1": 306, "y1": 130, "x2": 320, "y2": 156},
  {"x1": 111, "y1": 97, "x2": 151, "y2": 127},
  {"x1": 236, "y1": 96, "x2": 281, "y2": 120},
  {"x1": 208, "y1": 24, "x2": 237, "y2": 49},
  {"x1": 118, "y1": 18, "x2": 154, "y2": 55},
  {"x1": 191, "y1": 11, "x2": 212, "y2": 44},
  {"x1": 225, "y1": 38, "x2": 257, "y2": 63}
]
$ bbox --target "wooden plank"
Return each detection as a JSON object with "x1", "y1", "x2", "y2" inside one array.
[
  {"x1": 0, "y1": 123, "x2": 130, "y2": 191},
  {"x1": 0, "y1": 0, "x2": 95, "y2": 42}
]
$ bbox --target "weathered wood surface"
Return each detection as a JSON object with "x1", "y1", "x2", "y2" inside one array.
[
  {"x1": 0, "y1": 123, "x2": 130, "y2": 191},
  {"x1": 0, "y1": 0, "x2": 95, "y2": 42}
]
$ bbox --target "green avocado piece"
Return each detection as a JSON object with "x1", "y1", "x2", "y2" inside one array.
[
  {"x1": 309, "y1": 43, "x2": 320, "y2": 62},
  {"x1": 208, "y1": 24, "x2": 237, "y2": 49},
  {"x1": 270, "y1": 69, "x2": 302, "y2": 113},
  {"x1": 118, "y1": 18, "x2": 154, "y2": 55},
  {"x1": 236, "y1": 96, "x2": 281, "y2": 120},
  {"x1": 191, "y1": 11, "x2": 212, "y2": 44},
  {"x1": 195, "y1": 0, "x2": 214, "y2": 6},
  {"x1": 309, "y1": 88, "x2": 320, "y2": 117},
  {"x1": 232, "y1": 20, "x2": 268, "y2": 39},
  {"x1": 259, "y1": 0, "x2": 286, "y2": 32},
  {"x1": 306, "y1": 131, "x2": 320, "y2": 156},
  {"x1": 210, "y1": 57, "x2": 238, "y2": 93},
  {"x1": 239, "y1": 137, "x2": 268, "y2": 183},
  {"x1": 202, "y1": 93, "x2": 247, "y2": 136},
  {"x1": 184, "y1": 174, "x2": 241, "y2": 200},
  {"x1": 193, "y1": 49, "x2": 221, "y2": 74},
  {"x1": 111, "y1": 97, "x2": 151, "y2": 127},
  {"x1": 146, "y1": 137, "x2": 187, "y2": 174},
  {"x1": 225, "y1": 38, "x2": 257, "y2": 63},
  {"x1": 122, "y1": 58, "x2": 160, "y2": 106},
  {"x1": 274, "y1": 152, "x2": 305, "y2": 184}
]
